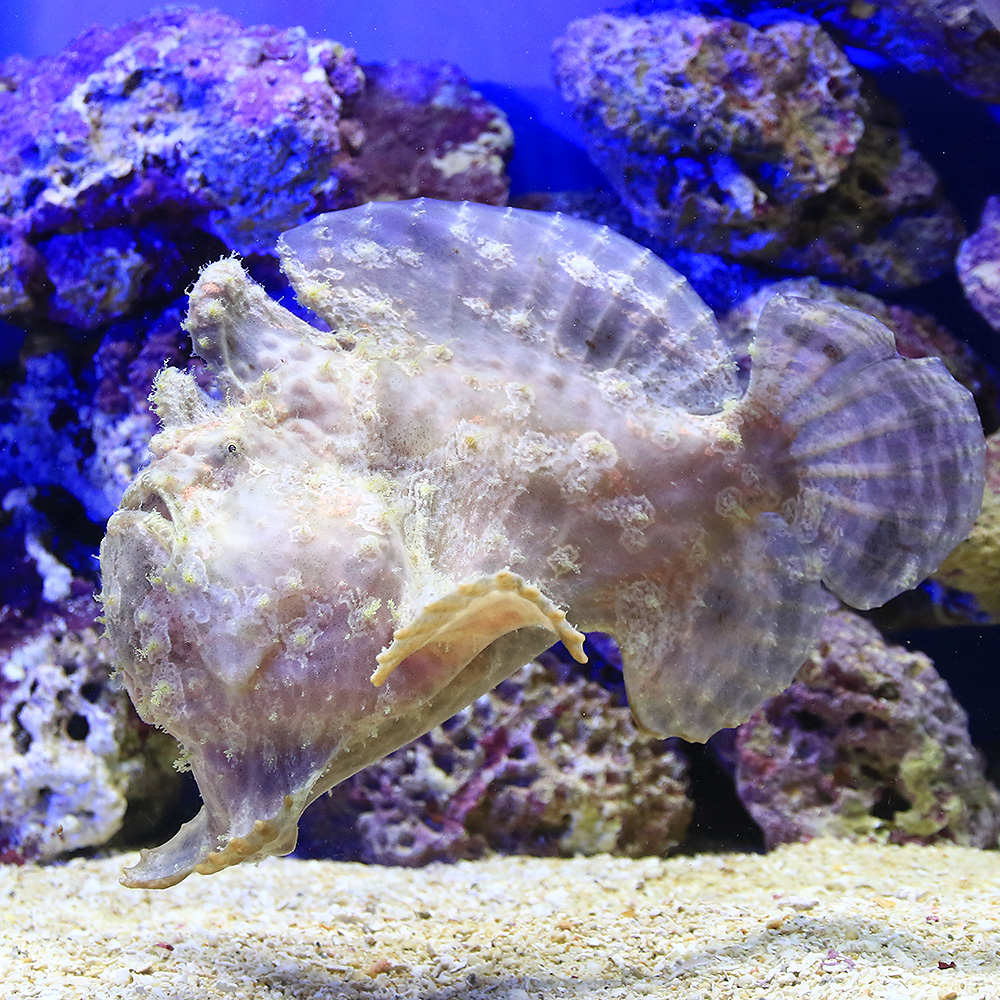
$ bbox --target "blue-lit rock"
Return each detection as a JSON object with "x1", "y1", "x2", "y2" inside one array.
[
  {"x1": 735, "y1": 608, "x2": 1000, "y2": 848},
  {"x1": 552, "y1": 7, "x2": 965, "y2": 290},
  {"x1": 958, "y1": 196, "x2": 1000, "y2": 334},
  {"x1": 297, "y1": 657, "x2": 692, "y2": 865},
  {"x1": 0, "y1": 8, "x2": 512, "y2": 332}
]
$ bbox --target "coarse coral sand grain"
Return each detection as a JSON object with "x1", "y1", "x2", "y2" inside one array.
[{"x1": 1, "y1": 839, "x2": 998, "y2": 998}]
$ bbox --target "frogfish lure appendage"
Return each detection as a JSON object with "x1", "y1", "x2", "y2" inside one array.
[{"x1": 98, "y1": 198, "x2": 985, "y2": 888}]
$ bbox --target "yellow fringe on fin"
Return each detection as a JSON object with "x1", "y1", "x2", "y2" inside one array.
[{"x1": 371, "y1": 570, "x2": 587, "y2": 686}]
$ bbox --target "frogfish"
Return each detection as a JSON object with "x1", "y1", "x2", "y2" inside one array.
[{"x1": 99, "y1": 199, "x2": 985, "y2": 888}]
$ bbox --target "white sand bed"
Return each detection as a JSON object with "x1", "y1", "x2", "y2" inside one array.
[{"x1": 2, "y1": 839, "x2": 998, "y2": 999}]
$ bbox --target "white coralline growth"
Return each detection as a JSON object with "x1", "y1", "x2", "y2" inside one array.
[
  {"x1": 0, "y1": 617, "x2": 179, "y2": 860},
  {"x1": 99, "y1": 199, "x2": 984, "y2": 888}
]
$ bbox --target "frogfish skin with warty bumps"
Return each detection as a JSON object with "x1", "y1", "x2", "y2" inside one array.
[{"x1": 98, "y1": 199, "x2": 985, "y2": 888}]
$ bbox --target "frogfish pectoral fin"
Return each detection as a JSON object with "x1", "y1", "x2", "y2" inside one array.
[
  {"x1": 371, "y1": 570, "x2": 587, "y2": 687},
  {"x1": 120, "y1": 804, "x2": 216, "y2": 889},
  {"x1": 620, "y1": 512, "x2": 828, "y2": 744},
  {"x1": 120, "y1": 793, "x2": 305, "y2": 889}
]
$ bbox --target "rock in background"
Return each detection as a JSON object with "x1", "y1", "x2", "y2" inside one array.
[
  {"x1": 296, "y1": 656, "x2": 693, "y2": 865},
  {"x1": 0, "y1": 590, "x2": 182, "y2": 862},
  {"x1": 935, "y1": 432, "x2": 1000, "y2": 621},
  {"x1": 735, "y1": 610, "x2": 1000, "y2": 849},
  {"x1": 763, "y1": 0, "x2": 1000, "y2": 102},
  {"x1": 550, "y1": 6, "x2": 965, "y2": 290},
  {"x1": 0, "y1": 7, "x2": 513, "y2": 331},
  {"x1": 958, "y1": 196, "x2": 1000, "y2": 334},
  {"x1": 299, "y1": 614, "x2": 998, "y2": 866}
]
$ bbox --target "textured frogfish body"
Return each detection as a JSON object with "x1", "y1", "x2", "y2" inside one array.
[{"x1": 99, "y1": 199, "x2": 984, "y2": 888}]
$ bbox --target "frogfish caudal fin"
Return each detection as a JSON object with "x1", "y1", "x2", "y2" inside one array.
[
  {"x1": 624, "y1": 292, "x2": 985, "y2": 742},
  {"x1": 284, "y1": 200, "x2": 982, "y2": 744},
  {"x1": 748, "y1": 294, "x2": 984, "y2": 610}
]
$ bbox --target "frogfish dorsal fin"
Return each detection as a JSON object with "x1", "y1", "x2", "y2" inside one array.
[
  {"x1": 278, "y1": 199, "x2": 739, "y2": 414},
  {"x1": 184, "y1": 256, "x2": 331, "y2": 392},
  {"x1": 371, "y1": 570, "x2": 587, "y2": 688}
]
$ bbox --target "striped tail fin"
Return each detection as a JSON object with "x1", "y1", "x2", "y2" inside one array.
[
  {"x1": 622, "y1": 293, "x2": 984, "y2": 742},
  {"x1": 744, "y1": 294, "x2": 985, "y2": 609}
]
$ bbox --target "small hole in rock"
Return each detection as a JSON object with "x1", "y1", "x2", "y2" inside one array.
[
  {"x1": 66, "y1": 714, "x2": 90, "y2": 741},
  {"x1": 870, "y1": 786, "x2": 911, "y2": 822},
  {"x1": 794, "y1": 710, "x2": 826, "y2": 732},
  {"x1": 80, "y1": 682, "x2": 103, "y2": 703}
]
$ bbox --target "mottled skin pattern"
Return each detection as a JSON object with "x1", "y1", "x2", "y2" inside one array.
[{"x1": 99, "y1": 200, "x2": 984, "y2": 888}]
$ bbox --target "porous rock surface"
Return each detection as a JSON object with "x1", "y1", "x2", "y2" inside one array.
[
  {"x1": 735, "y1": 609, "x2": 1000, "y2": 848},
  {"x1": 0, "y1": 8, "x2": 362, "y2": 329},
  {"x1": 0, "y1": 305, "x2": 199, "y2": 531},
  {"x1": 297, "y1": 657, "x2": 692, "y2": 865},
  {"x1": 773, "y1": 0, "x2": 1000, "y2": 102},
  {"x1": 552, "y1": 9, "x2": 964, "y2": 290},
  {"x1": 612, "y1": 0, "x2": 1000, "y2": 101},
  {"x1": 935, "y1": 430, "x2": 1000, "y2": 621},
  {"x1": 0, "y1": 592, "x2": 182, "y2": 862},
  {"x1": 350, "y1": 61, "x2": 513, "y2": 206},
  {"x1": 0, "y1": 7, "x2": 512, "y2": 331},
  {"x1": 958, "y1": 195, "x2": 1000, "y2": 334}
]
